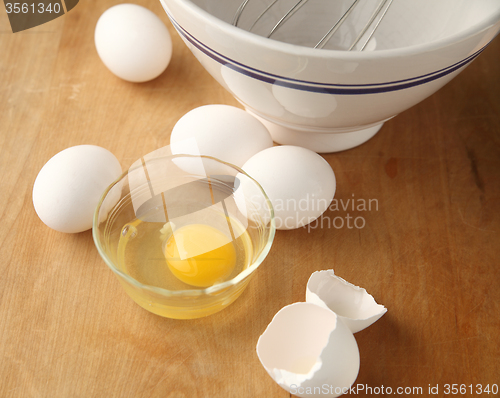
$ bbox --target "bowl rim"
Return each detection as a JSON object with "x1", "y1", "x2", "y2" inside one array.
[
  {"x1": 92, "y1": 153, "x2": 276, "y2": 297},
  {"x1": 163, "y1": 0, "x2": 500, "y2": 59}
]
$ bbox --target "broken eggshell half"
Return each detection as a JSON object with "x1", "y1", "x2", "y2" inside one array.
[
  {"x1": 256, "y1": 302, "x2": 360, "y2": 398},
  {"x1": 306, "y1": 270, "x2": 387, "y2": 333}
]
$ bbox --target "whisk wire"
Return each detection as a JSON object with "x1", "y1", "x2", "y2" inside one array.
[
  {"x1": 249, "y1": 0, "x2": 279, "y2": 32},
  {"x1": 348, "y1": 0, "x2": 393, "y2": 50},
  {"x1": 267, "y1": 0, "x2": 310, "y2": 38},
  {"x1": 315, "y1": 0, "x2": 361, "y2": 49},
  {"x1": 232, "y1": 0, "x2": 250, "y2": 26},
  {"x1": 233, "y1": 0, "x2": 393, "y2": 50}
]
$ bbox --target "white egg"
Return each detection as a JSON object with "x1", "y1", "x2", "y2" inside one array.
[
  {"x1": 33, "y1": 145, "x2": 122, "y2": 233},
  {"x1": 95, "y1": 4, "x2": 172, "y2": 82},
  {"x1": 170, "y1": 105, "x2": 273, "y2": 171},
  {"x1": 241, "y1": 146, "x2": 335, "y2": 230},
  {"x1": 256, "y1": 302, "x2": 360, "y2": 398},
  {"x1": 306, "y1": 270, "x2": 387, "y2": 333}
]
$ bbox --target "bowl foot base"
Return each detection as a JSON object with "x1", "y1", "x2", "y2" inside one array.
[{"x1": 247, "y1": 112, "x2": 383, "y2": 153}]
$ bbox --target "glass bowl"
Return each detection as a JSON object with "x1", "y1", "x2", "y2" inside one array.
[{"x1": 93, "y1": 154, "x2": 275, "y2": 319}]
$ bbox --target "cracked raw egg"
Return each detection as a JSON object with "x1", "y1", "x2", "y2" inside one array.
[{"x1": 163, "y1": 224, "x2": 237, "y2": 287}]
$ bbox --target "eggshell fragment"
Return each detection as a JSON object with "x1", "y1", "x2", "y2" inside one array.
[
  {"x1": 256, "y1": 302, "x2": 360, "y2": 398},
  {"x1": 306, "y1": 270, "x2": 387, "y2": 333}
]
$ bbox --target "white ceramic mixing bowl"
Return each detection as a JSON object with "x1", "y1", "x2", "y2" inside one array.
[{"x1": 159, "y1": 0, "x2": 500, "y2": 152}]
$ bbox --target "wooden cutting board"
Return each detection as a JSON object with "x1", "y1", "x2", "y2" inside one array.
[{"x1": 1, "y1": 1, "x2": 499, "y2": 397}]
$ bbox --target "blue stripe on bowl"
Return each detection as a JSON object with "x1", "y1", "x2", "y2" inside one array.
[{"x1": 167, "y1": 13, "x2": 485, "y2": 95}]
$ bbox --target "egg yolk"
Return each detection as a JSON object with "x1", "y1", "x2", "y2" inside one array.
[{"x1": 164, "y1": 224, "x2": 236, "y2": 287}]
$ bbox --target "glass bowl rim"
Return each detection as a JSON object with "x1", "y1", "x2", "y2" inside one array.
[{"x1": 92, "y1": 153, "x2": 276, "y2": 297}]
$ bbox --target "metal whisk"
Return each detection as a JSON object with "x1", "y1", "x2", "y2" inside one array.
[{"x1": 232, "y1": 0, "x2": 394, "y2": 50}]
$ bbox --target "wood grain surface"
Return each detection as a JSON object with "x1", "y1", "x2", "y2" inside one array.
[{"x1": 1, "y1": 1, "x2": 499, "y2": 397}]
